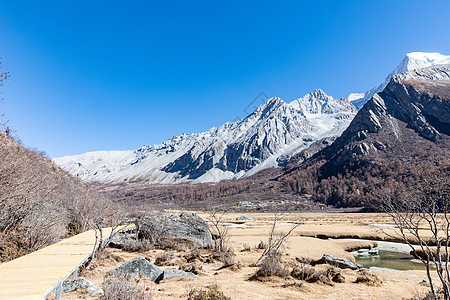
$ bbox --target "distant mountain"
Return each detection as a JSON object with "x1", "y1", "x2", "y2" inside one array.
[
  {"x1": 54, "y1": 89, "x2": 356, "y2": 184},
  {"x1": 350, "y1": 52, "x2": 450, "y2": 109},
  {"x1": 54, "y1": 52, "x2": 450, "y2": 186},
  {"x1": 328, "y1": 64, "x2": 450, "y2": 160},
  {"x1": 279, "y1": 64, "x2": 450, "y2": 207}
]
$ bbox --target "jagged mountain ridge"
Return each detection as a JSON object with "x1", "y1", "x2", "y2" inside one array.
[
  {"x1": 54, "y1": 90, "x2": 356, "y2": 184},
  {"x1": 54, "y1": 52, "x2": 450, "y2": 185},
  {"x1": 350, "y1": 52, "x2": 450, "y2": 109},
  {"x1": 305, "y1": 64, "x2": 450, "y2": 176}
]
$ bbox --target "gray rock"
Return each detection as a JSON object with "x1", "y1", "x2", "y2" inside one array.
[
  {"x1": 157, "y1": 268, "x2": 196, "y2": 282},
  {"x1": 108, "y1": 234, "x2": 136, "y2": 249},
  {"x1": 62, "y1": 277, "x2": 103, "y2": 296},
  {"x1": 109, "y1": 256, "x2": 163, "y2": 281},
  {"x1": 236, "y1": 216, "x2": 255, "y2": 221},
  {"x1": 319, "y1": 254, "x2": 362, "y2": 270},
  {"x1": 137, "y1": 212, "x2": 213, "y2": 247},
  {"x1": 351, "y1": 247, "x2": 379, "y2": 257}
]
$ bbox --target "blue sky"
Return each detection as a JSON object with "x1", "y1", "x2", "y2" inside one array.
[{"x1": 1, "y1": 1, "x2": 449, "y2": 158}]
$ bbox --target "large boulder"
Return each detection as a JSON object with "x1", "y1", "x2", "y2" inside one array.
[
  {"x1": 62, "y1": 277, "x2": 103, "y2": 296},
  {"x1": 316, "y1": 254, "x2": 362, "y2": 270},
  {"x1": 136, "y1": 212, "x2": 213, "y2": 247},
  {"x1": 156, "y1": 268, "x2": 196, "y2": 283},
  {"x1": 109, "y1": 256, "x2": 163, "y2": 281}
]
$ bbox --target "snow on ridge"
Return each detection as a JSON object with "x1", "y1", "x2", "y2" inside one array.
[
  {"x1": 54, "y1": 52, "x2": 450, "y2": 184},
  {"x1": 54, "y1": 90, "x2": 355, "y2": 184},
  {"x1": 351, "y1": 52, "x2": 450, "y2": 109}
]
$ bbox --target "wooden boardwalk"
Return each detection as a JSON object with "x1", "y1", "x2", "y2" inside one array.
[{"x1": 0, "y1": 227, "x2": 124, "y2": 300}]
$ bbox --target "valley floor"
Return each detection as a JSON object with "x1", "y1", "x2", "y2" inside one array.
[{"x1": 65, "y1": 212, "x2": 433, "y2": 300}]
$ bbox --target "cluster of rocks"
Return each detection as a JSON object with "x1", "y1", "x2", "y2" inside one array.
[
  {"x1": 110, "y1": 256, "x2": 196, "y2": 283},
  {"x1": 62, "y1": 256, "x2": 196, "y2": 296},
  {"x1": 351, "y1": 247, "x2": 379, "y2": 257}
]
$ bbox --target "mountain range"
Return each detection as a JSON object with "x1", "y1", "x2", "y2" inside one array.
[{"x1": 54, "y1": 52, "x2": 450, "y2": 185}]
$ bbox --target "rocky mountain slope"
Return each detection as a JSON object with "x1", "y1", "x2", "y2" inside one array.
[
  {"x1": 54, "y1": 89, "x2": 356, "y2": 184},
  {"x1": 280, "y1": 64, "x2": 450, "y2": 207},
  {"x1": 350, "y1": 52, "x2": 450, "y2": 109},
  {"x1": 54, "y1": 52, "x2": 450, "y2": 186}
]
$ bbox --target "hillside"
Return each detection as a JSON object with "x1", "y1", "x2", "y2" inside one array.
[{"x1": 0, "y1": 131, "x2": 112, "y2": 262}]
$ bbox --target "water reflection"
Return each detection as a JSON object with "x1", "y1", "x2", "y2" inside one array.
[{"x1": 355, "y1": 250, "x2": 427, "y2": 271}]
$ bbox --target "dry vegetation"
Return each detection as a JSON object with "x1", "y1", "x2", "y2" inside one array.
[
  {"x1": 63, "y1": 212, "x2": 434, "y2": 300},
  {"x1": 0, "y1": 59, "x2": 124, "y2": 262}
]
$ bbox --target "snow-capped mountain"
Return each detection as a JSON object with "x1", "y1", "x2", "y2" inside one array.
[
  {"x1": 54, "y1": 52, "x2": 450, "y2": 185},
  {"x1": 54, "y1": 89, "x2": 356, "y2": 184},
  {"x1": 350, "y1": 52, "x2": 450, "y2": 109}
]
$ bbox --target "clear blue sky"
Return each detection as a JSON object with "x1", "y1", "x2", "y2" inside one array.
[{"x1": 1, "y1": 1, "x2": 449, "y2": 158}]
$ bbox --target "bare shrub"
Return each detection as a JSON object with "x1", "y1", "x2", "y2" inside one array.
[
  {"x1": 250, "y1": 252, "x2": 290, "y2": 280},
  {"x1": 187, "y1": 283, "x2": 231, "y2": 300},
  {"x1": 155, "y1": 250, "x2": 175, "y2": 266},
  {"x1": 291, "y1": 263, "x2": 316, "y2": 281},
  {"x1": 184, "y1": 247, "x2": 201, "y2": 262},
  {"x1": 180, "y1": 262, "x2": 203, "y2": 274},
  {"x1": 253, "y1": 213, "x2": 301, "y2": 266},
  {"x1": 156, "y1": 238, "x2": 194, "y2": 251},
  {"x1": 241, "y1": 243, "x2": 251, "y2": 252},
  {"x1": 207, "y1": 208, "x2": 230, "y2": 253},
  {"x1": 101, "y1": 274, "x2": 146, "y2": 300},
  {"x1": 291, "y1": 264, "x2": 342, "y2": 285},
  {"x1": 354, "y1": 268, "x2": 382, "y2": 286},
  {"x1": 121, "y1": 238, "x2": 153, "y2": 253}
]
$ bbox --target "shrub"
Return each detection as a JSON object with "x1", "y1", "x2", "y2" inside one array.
[
  {"x1": 155, "y1": 250, "x2": 176, "y2": 266},
  {"x1": 121, "y1": 238, "x2": 153, "y2": 252},
  {"x1": 184, "y1": 247, "x2": 201, "y2": 262},
  {"x1": 101, "y1": 274, "x2": 146, "y2": 300},
  {"x1": 180, "y1": 262, "x2": 203, "y2": 274},
  {"x1": 187, "y1": 283, "x2": 231, "y2": 300},
  {"x1": 251, "y1": 252, "x2": 290, "y2": 280},
  {"x1": 354, "y1": 269, "x2": 382, "y2": 286},
  {"x1": 291, "y1": 264, "x2": 343, "y2": 286},
  {"x1": 241, "y1": 243, "x2": 251, "y2": 252}
]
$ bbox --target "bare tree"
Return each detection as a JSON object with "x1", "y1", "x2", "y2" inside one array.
[
  {"x1": 380, "y1": 170, "x2": 450, "y2": 300},
  {"x1": 207, "y1": 207, "x2": 230, "y2": 253},
  {"x1": 253, "y1": 212, "x2": 302, "y2": 266}
]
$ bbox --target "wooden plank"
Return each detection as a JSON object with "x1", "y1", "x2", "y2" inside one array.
[{"x1": 0, "y1": 226, "x2": 127, "y2": 300}]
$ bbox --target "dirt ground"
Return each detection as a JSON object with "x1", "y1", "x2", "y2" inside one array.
[{"x1": 65, "y1": 212, "x2": 434, "y2": 300}]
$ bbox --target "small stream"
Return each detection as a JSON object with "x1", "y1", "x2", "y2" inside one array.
[
  {"x1": 354, "y1": 250, "x2": 426, "y2": 271},
  {"x1": 336, "y1": 239, "x2": 427, "y2": 271}
]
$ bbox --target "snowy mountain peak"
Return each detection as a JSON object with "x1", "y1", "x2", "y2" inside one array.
[
  {"x1": 54, "y1": 89, "x2": 357, "y2": 184},
  {"x1": 311, "y1": 88, "x2": 329, "y2": 99},
  {"x1": 351, "y1": 52, "x2": 450, "y2": 109},
  {"x1": 291, "y1": 89, "x2": 355, "y2": 115}
]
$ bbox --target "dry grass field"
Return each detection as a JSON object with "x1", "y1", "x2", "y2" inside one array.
[{"x1": 65, "y1": 212, "x2": 434, "y2": 300}]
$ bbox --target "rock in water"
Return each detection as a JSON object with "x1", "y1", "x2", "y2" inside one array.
[
  {"x1": 318, "y1": 254, "x2": 362, "y2": 270},
  {"x1": 236, "y1": 216, "x2": 255, "y2": 221},
  {"x1": 62, "y1": 277, "x2": 103, "y2": 296},
  {"x1": 109, "y1": 256, "x2": 163, "y2": 282}
]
